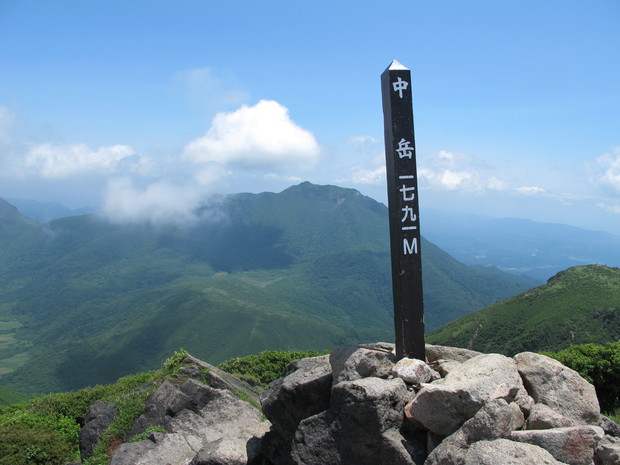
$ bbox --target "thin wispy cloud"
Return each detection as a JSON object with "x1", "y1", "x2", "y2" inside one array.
[
  {"x1": 174, "y1": 67, "x2": 250, "y2": 112},
  {"x1": 21, "y1": 143, "x2": 138, "y2": 179},
  {"x1": 418, "y1": 150, "x2": 490, "y2": 192},
  {"x1": 597, "y1": 202, "x2": 620, "y2": 215},
  {"x1": 594, "y1": 147, "x2": 620, "y2": 196},
  {"x1": 514, "y1": 186, "x2": 547, "y2": 196},
  {"x1": 101, "y1": 177, "x2": 207, "y2": 226},
  {"x1": 347, "y1": 166, "x2": 386, "y2": 185},
  {"x1": 337, "y1": 135, "x2": 385, "y2": 185},
  {"x1": 264, "y1": 173, "x2": 303, "y2": 183},
  {"x1": 0, "y1": 107, "x2": 13, "y2": 145}
]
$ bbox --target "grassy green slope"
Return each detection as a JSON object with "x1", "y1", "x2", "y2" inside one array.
[
  {"x1": 0, "y1": 385, "x2": 27, "y2": 406},
  {"x1": 427, "y1": 265, "x2": 620, "y2": 355},
  {"x1": 0, "y1": 183, "x2": 537, "y2": 395}
]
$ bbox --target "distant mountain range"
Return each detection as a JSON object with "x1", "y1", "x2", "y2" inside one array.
[
  {"x1": 0, "y1": 183, "x2": 536, "y2": 395},
  {"x1": 5, "y1": 198, "x2": 94, "y2": 223},
  {"x1": 427, "y1": 264, "x2": 620, "y2": 354},
  {"x1": 422, "y1": 209, "x2": 620, "y2": 281},
  {"x1": 11, "y1": 196, "x2": 620, "y2": 282}
]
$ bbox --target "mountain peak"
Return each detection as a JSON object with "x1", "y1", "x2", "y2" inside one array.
[
  {"x1": 547, "y1": 264, "x2": 620, "y2": 285},
  {"x1": 0, "y1": 198, "x2": 21, "y2": 220},
  {"x1": 281, "y1": 181, "x2": 364, "y2": 201}
]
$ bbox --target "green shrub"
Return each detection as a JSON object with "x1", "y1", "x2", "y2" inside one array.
[
  {"x1": 84, "y1": 386, "x2": 156, "y2": 465},
  {"x1": 27, "y1": 385, "x2": 110, "y2": 426},
  {"x1": 218, "y1": 349, "x2": 326, "y2": 388},
  {"x1": 0, "y1": 425, "x2": 76, "y2": 465},
  {"x1": 0, "y1": 348, "x2": 324, "y2": 465},
  {"x1": 129, "y1": 425, "x2": 168, "y2": 443},
  {"x1": 0, "y1": 367, "x2": 162, "y2": 465},
  {"x1": 0, "y1": 410, "x2": 80, "y2": 444},
  {"x1": 163, "y1": 348, "x2": 189, "y2": 371},
  {"x1": 545, "y1": 341, "x2": 620, "y2": 413}
]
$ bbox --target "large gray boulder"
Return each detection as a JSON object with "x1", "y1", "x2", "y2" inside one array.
[
  {"x1": 425, "y1": 344, "x2": 481, "y2": 363},
  {"x1": 260, "y1": 354, "x2": 333, "y2": 465},
  {"x1": 510, "y1": 426, "x2": 604, "y2": 465},
  {"x1": 110, "y1": 432, "x2": 200, "y2": 465},
  {"x1": 79, "y1": 401, "x2": 119, "y2": 460},
  {"x1": 189, "y1": 437, "x2": 257, "y2": 465},
  {"x1": 514, "y1": 352, "x2": 600, "y2": 424},
  {"x1": 459, "y1": 399, "x2": 521, "y2": 443},
  {"x1": 407, "y1": 354, "x2": 525, "y2": 436},
  {"x1": 599, "y1": 415, "x2": 620, "y2": 437},
  {"x1": 167, "y1": 380, "x2": 270, "y2": 462},
  {"x1": 291, "y1": 377, "x2": 419, "y2": 465},
  {"x1": 329, "y1": 343, "x2": 396, "y2": 385},
  {"x1": 463, "y1": 439, "x2": 568, "y2": 465},
  {"x1": 526, "y1": 403, "x2": 579, "y2": 430},
  {"x1": 110, "y1": 379, "x2": 270, "y2": 465},
  {"x1": 392, "y1": 358, "x2": 436, "y2": 384},
  {"x1": 595, "y1": 435, "x2": 620, "y2": 465},
  {"x1": 128, "y1": 380, "x2": 192, "y2": 438},
  {"x1": 260, "y1": 355, "x2": 332, "y2": 437},
  {"x1": 425, "y1": 399, "x2": 519, "y2": 465}
]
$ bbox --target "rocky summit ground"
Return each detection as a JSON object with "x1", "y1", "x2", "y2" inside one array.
[{"x1": 78, "y1": 344, "x2": 620, "y2": 465}]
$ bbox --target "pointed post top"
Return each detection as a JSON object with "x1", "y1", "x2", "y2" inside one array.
[{"x1": 387, "y1": 59, "x2": 409, "y2": 71}]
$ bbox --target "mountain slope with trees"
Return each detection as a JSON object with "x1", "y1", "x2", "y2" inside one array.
[
  {"x1": 427, "y1": 265, "x2": 620, "y2": 354},
  {"x1": 0, "y1": 183, "x2": 537, "y2": 395}
]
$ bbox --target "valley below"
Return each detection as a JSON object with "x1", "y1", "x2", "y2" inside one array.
[{"x1": 0, "y1": 182, "x2": 618, "y2": 398}]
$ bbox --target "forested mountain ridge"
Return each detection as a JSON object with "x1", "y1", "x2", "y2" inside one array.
[
  {"x1": 427, "y1": 264, "x2": 620, "y2": 354},
  {"x1": 0, "y1": 183, "x2": 536, "y2": 395}
]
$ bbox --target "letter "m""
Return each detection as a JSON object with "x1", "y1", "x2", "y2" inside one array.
[{"x1": 403, "y1": 238, "x2": 418, "y2": 255}]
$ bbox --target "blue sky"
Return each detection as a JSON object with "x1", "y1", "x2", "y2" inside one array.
[{"x1": 1, "y1": 0, "x2": 619, "y2": 233}]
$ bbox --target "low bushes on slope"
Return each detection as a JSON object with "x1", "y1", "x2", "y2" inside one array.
[
  {"x1": 545, "y1": 341, "x2": 620, "y2": 415},
  {"x1": 217, "y1": 349, "x2": 327, "y2": 388},
  {"x1": 0, "y1": 348, "x2": 319, "y2": 465}
]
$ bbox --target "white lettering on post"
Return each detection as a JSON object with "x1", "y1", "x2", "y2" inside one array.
[
  {"x1": 392, "y1": 77, "x2": 409, "y2": 98},
  {"x1": 399, "y1": 184, "x2": 416, "y2": 201},
  {"x1": 396, "y1": 138, "x2": 414, "y2": 159},
  {"x1": 401, "y1": 205, "x2": 416, "y2": 222},
  {"x1": 403, "y1": 237, "x2": 418, "y2": 255}
]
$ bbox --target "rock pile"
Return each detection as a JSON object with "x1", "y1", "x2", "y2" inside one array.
[
  {"x1": 80, "y1": 358, "x2": 270, "y2": 465},
  {"x1": 77, "y1": 344, "x2": 620, "y2": 464},
  {"x1": 260, "y1": 343, "x2": 620, "y2": 465}
]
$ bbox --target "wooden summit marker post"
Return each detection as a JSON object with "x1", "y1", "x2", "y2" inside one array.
[{"x1": 381, "y1": 60, "x2": 425, "y2": 360}]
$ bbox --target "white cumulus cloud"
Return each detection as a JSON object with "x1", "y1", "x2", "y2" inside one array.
[
  {"x1": 23, "y1": 143, "x2": 137, "y2": 178},
  {"x1": 182, "y1": 100, "x2": 321, "y2": 170}
]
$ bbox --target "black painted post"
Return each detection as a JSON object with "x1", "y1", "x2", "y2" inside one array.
[{"x1": 381, "y1": 60, "x2": 425, "y2": 360}]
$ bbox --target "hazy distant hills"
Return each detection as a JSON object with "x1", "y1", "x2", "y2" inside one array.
[
  {"x1": 427, "y1": 265, "x2": 620, "y2": 355},
  {"x1": 5, "y1": 198, "x2": 94, "y2": 223},
  {"x1": 423, "y1": 209, "x2": 620, "y2": 281},
  {"x1": 0, "y1": 183, "x2": 536, "y2": 395}
]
